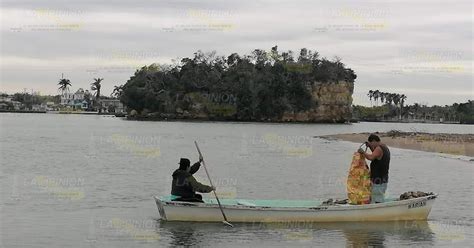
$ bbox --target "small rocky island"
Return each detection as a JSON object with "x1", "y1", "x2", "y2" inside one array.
[{"x1": 118, "y1": 46, "x2": 356, "y2": 123}]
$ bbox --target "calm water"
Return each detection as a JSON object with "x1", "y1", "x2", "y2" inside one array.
[{"x1": 1, "y1": 113, "x2": 473, "y2": 247}]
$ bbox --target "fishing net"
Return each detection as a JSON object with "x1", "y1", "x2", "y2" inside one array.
[
  {"x1": 399, "y1": 191, "x2": 434, "y2": 200},
  {"x1": 347, "y1": 152, "x2": 371, "y2": 205}
]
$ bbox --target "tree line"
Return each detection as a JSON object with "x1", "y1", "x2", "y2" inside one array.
[
  {"x1": 354, "y1": 91, "x2": 473, "y2": 123},
  {"x1": 367, "y1": 90, "x2": 407, "y2": 107},
  {"x1": 367, "y1": 90, "x2": 407, "y2": 119}
]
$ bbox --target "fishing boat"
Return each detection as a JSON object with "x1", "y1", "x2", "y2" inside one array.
[{"x1": 154, "y1": 194, "x2": 437, "y2": 223}]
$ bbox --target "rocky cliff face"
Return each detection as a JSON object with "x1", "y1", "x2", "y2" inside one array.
[
  {"x1": 281, "y1": 81, "x2": 354, "y2": 123},
  {"x1": 131, "y1": 81, "x2": 354, "y2": 123}
]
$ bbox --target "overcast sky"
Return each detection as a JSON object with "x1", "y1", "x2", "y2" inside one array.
[{"x1": 1, "y1": 0, "x2": 472, "y2": 106}]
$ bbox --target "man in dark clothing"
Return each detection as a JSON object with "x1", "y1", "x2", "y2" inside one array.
[
  {"x1": 358, "y1": 134, "x2": 391, "y2": 203},
  {"x1": 171, "y1": 158, "x2": 214, "y2": 202}
]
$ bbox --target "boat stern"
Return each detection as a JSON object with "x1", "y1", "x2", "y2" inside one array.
[{"x1": 154, "y1": 196, "x2": 167, "y2": 221}]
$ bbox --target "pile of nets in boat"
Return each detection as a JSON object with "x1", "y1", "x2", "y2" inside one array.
[
  {"x1": 399, "y1": 191, "x2": 434, "y2": 200},
  {"x1": 321, "y1": 198, "x2": 348, "y2": 206}
]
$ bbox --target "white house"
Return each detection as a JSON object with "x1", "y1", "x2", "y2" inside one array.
[{"x1": 60, "y1": 88, "x2": 89, "y2": 110}]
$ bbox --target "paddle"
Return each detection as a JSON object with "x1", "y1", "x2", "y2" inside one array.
[{"x1": 194, "y1": 141, "x2": 233, "y2": 227}]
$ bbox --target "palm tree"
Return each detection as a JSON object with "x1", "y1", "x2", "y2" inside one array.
[
  {"x1": 368, "y1": 90, "x2": 374, "y2": 106},
  {"x1": 373, "y1": 90, "x2": 380, "y2": 106},
  {"x1": 91, "y1": 78, "x2": 104, "y2": 113},
  {"x1": 391, "y1": 94, "x2": 401, "y2": 120},
  {"x1": 386, "y1": 93, "x2": 395, "y2": 105},
  {"x1": 111, "y1": 85, "x2": 123, "y2": 98},
  {"x1": 386, "y1": 93, "x2": 393, "y2": 105},
  {"x1": 380, "y1": 92, "x2": 386, "y2": 105},
  {"x1": 58, "y1": 78, "x2": 72, "y2": 94},
  {"x1": 392, "y1": 94, "x2": 400, "y2": 106},
  {"x1": 400, "y1": 94, "x2": 407, "y2": 119},
  {"x1": 57, "y1": 77, "x2": 72, "y2": 107}
]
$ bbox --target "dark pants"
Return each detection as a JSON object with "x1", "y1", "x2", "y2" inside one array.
[{"x1": 173, "y1": 194, "x2": 203, "y2": 203}]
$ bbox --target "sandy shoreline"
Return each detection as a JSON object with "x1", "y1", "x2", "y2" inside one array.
[{"x1": 318, "y1": 131, "x2": 474, "y2": 157}]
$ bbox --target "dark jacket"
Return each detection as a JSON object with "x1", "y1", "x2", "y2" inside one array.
[{"x1": 171, "y1": 162, "x2": 213, "y2": 198}]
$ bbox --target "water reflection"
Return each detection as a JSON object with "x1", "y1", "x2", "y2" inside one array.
[
  {"x1": 159, "y1": 221, "x2": 201, "y2": 247},
  {"x1": 335, "y1": 221, "x2": 434, "y2": 247},
  {"x1": 157, "y1": 220, "x2": 434, "y2": 247}
]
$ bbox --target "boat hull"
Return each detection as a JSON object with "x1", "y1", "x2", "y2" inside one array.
[{"x1": 154, "y1": 195, "x2": 437, "y2": 223}]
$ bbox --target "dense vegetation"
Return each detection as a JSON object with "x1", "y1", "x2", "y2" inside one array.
[
  {"x1": 9, "y1": 93, "x2": 60, "y2": 109},
  {"x1": 119, "y1": 46, "x2": 357, "y2": 120},
  {"x1": 452, "y1": 101, "x2": 474, "y2": 124}
]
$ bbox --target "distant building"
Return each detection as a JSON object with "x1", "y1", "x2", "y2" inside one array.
[
  {"x1": 60, "y1": 88, "x2": 90, "y2": 110},
  {"x1": 32, "y1": 102, "x2": 58, "y2": 111},
  {"x1": 32, "y1": 104, "x2": 45, "y2": 111},
  {"x1": 11, "y1": 101, "x2": 22, "y2": 110},
  {"x1": 60, "y1": 92, "x2": 74, "y2": 105}
]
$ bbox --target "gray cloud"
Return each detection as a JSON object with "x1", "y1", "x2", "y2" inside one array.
[{"x1": 1, "y1": 0, "x2": 472, "y2": 105}]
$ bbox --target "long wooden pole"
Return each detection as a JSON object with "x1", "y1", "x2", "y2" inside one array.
[{"x1": 194, "y1": 141, "x2": 233, "y2": 227}]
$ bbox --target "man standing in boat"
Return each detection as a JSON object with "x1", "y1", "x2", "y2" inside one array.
[
  {"x1": 358, "y1": 134, "x2": 391, "y2": 204},
  {"x1": 171, "y1": 157, "x2": 215, "y2": 202}
]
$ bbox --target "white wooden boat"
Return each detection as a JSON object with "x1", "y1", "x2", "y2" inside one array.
[{"x1": 154, "y1": 194, "x2": 437, "y2": 223}]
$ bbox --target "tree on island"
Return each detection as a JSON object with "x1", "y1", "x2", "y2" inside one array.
[{"x1": 91, "y1": 78, "x2": 103, "y2": 113}]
